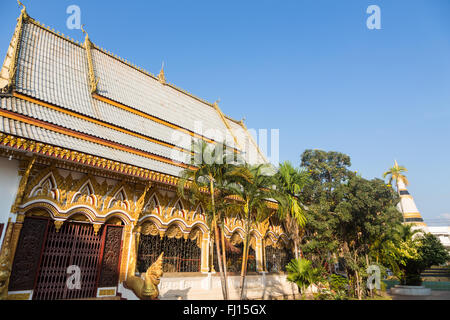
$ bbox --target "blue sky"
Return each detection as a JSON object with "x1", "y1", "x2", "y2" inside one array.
[{"x1": 1, "y1": 0, "x2": 449, "y2": 222}]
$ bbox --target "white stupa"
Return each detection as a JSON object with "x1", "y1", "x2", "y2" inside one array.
[{"x1": 393, "y1": 161, "x2": 426, "y2": 226}]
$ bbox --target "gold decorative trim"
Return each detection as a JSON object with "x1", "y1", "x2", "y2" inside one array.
[
  {"x1": 157, "y1": 63, "x2": 166, "y2": 85},
  {"x1": 10, "y1": 156, "x2": 36, "y2": 213},
  {"x1": 54, "y1": 220, "x2": 63, "y2": 232},
  {"x1": 98, "y1": 288, "x2": 116, "y2": 297},
  {"x1": 0, "y1": 133, "x2": 182, "y2": 186},
  {"x1": 212, "y1": 100, "x2": 242, "y2": 150},
  {"x1": 0, "y1": 2, "x2": 27, "y2": 93},
  {"x1": 7, "y1": 292, "x2": 31, "y2": 300}
]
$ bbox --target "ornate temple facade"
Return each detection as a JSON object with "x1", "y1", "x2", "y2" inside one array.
[{"x1": 0, "y1": 7, "x2": 296, "y2": 300}]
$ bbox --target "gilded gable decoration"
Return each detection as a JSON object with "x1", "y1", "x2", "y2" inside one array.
[
  {"x1": 192, "y1": 204, "x2": 206, "y2": 221},
  {"x1": 81, "y1": 25, "x2": 99, "y2": 94},
  {"x1": 72, "y1": 180, "x2": 96, "y2": 206},
  {"x1": 108, "y1": 186, "x2": 130, "y2": 211},
  {"x1": 143, "y1": 193, "x2": 160, "y2": 215},
  {"x1": 29, "y1": 172, "x2": 58, "y2": 200},
  {"x1": 169, "y1": 199, "x2": 185, "y2": 218},
  {"x1": 165, "y1": 223, "x2": 184, "y2": 239}
]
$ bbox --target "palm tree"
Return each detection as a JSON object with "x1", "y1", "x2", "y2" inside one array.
[
  {"x1": 383, "y1": 160, "x2": 409, "y2": 191},
  {"x1": 286, "y1": 258, "x2": 322, "y2": 299},
  {"x1": 227, "y1": 163, "x2": 275, "y2": 300},
  {"x1": 273, "y1": 162, "x2": 309, "y2": 259},
  {"x1": 177, "y1": 140, "x2": 240, "y2": 300},
  {"x1": 383, "y1": 160, "x2": 409, "y2": 220}
]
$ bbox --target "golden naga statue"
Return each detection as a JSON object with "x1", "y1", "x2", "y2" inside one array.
[
  {"x1": 124, "y1": 252, "x2": 164, "y2": 300},
  {"x1": 0, "y1": 248, "x2": 11, "y2": 300}
]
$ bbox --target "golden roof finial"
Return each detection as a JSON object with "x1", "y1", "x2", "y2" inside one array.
[
  {"x1": 213, "y1": 98, "x2": 221, "y2": 107},
  {"x1": 17, "y1": 0, "x2": 28, "y2": 18},
  {"x1": 157, "y1": 62, "x2": 166, "y2": 84},
  {"x1": 17, "y1": 0, "x2": 25, "y2": 11},
  {"x1": 81, "y1": 24, "x2": 89, "y2": 41}
]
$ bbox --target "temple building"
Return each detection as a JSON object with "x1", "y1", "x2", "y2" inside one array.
[{"x1": 0, "y1": 6, "x2": 296, "y2": 300}]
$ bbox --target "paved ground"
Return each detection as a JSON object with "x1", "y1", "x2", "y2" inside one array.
[{"x1": 389, "y1": 290, "x2": 450, "y2": 300}]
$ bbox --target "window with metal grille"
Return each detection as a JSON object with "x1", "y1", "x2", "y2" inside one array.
[
  {"x1": 137, "y1": 234, "x2": 201, "y2": 273},
  {"x1": 265, "y1": 245, "x2": 293, "y2": 273},
  {"x1": 213, "y1": 240, "x2": 257, "y2": 273}
]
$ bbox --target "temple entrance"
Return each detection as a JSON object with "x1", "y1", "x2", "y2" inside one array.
[{"x1": 8, "y1": 216, "x2": 123, "y2": 300}]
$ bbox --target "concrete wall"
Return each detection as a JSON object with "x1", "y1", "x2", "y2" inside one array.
[
  {"x1": 0, "y1": 157, "x2": 20, "y2": 245},
  {"x1": 118, "y1": 273, "x2": 299, "y2": 300}
]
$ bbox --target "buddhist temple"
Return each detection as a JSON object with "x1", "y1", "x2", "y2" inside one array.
[{"x1": 0, "y1": 5, "x2": 295, "y2": 300}]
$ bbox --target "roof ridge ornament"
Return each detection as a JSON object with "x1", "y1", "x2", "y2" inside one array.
[
  {"x1": 81, "y1": 24, "x2": 99, "y2": 94},
  {"x1": 0, "y1": 0, "x2": 27, "y2": 92},
  {"x1": 157, "y1": 62, "x2": 166, "y2": 84},
  {"x1": 17, "y1": 0, "x2": 27, "y2": 16}
]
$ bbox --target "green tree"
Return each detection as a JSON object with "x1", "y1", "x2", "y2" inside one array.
[
  {"x1": 299, "y1": 150, "x2": 352, "y2": 271},
  {"x1": 334, "y1": 175, "x2": 402, "y2": 299},
  {"x1": 383, "y1": 160, "x2": 409, "y2": 190},
  {"x1": 272, "y1": 161, "x2": 309, "y2": 259},
  {"x1": 177, "y1": 140, "x2": 241, "y2": 300},
  {"x1": 228, "y1": 163, "x2": 275, "y2": 300},
  {"x1": 392, "y1": 228, "x2": 450, "y2": 285},
  {"x1": 299, "y1": 149, "x2": 402, "y2": 299},
  {"x1": 286, "y1": 258, "x2": 323, "y2": 299}
]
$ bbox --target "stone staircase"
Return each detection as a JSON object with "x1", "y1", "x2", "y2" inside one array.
[{"x1": 421, "y1": 266, "x2": 450, "y2": 281}]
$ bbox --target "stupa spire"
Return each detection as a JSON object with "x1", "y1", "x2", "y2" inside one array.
[{"x1": 393, "y1": 161, "x2": 426, "y2": 226}]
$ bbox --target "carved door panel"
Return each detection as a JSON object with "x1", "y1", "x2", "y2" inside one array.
[
  {"x1": 9, "y1": 217, "x2": 123, "y2": 300},
  {"x1": 32, "y1": 221, "x2": 104, "y2": 300},
  {"x1": 8, "y1": 217, "x2": 49, "y2": 291},
  {"x1": 97, "y1": 225, "x2": 123, "y2": 288}
]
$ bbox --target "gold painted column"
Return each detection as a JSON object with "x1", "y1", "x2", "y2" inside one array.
[
  {"x1": 200, "y1": 233, "x2": 210, "y2": 273},
  {"x1": 255, "y1": 237, "x2": 264, "y2": 272},
  {"x1": 120, "y1": 224, "x2": 133, "y2": 282}
]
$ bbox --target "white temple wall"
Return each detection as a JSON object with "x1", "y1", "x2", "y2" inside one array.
[
  {"x1": 0, "y1": 156, "x2": 21, "y2": 245},
  {"x1": 118, "y1": 273, "x2": 299, "y2": 300}
]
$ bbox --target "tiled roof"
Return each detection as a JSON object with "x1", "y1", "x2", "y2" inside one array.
[
  {"x1": 0, "y1": 115, "x2": 183, "y2": 177},
  {"x1": 0, "y1": 97, "x2": 188, "y2": 163},
  {"x1": 225, "y1": 117, "x2": 268, "y2": 164},
  {"x1": 0, "y1": 11, "x2": 268, "y2": 178}
]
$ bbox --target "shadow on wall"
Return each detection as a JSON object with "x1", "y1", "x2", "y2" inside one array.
[{"x1": 160, "y1": 288, "x2": 191, "y2": 300}]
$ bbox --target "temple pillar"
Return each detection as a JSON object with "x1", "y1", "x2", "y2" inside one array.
[
  {"x1": 200, "y1": 232, "x2": 210, "y2": 273},
  {"x1": 255, "y1": 237, "x2": 264, "y2": 272},
  {"x1": 120, "y1": 224, "x2": 133, "y2": 282}
]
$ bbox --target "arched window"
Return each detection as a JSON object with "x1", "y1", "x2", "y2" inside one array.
[
  {"x1": 213, "y1": 232, "x2": 257, "y2": 273},
  {"x1": 137, "y1": 223, "x2": 201, "y2": 273},
  {"x1": 264, "y1": 237, "x2": 293, "y2": 273}
]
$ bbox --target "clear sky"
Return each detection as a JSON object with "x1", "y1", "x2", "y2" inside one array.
[{"x1": 1, "y1": 0, "x2": 449, "y2": 223}]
